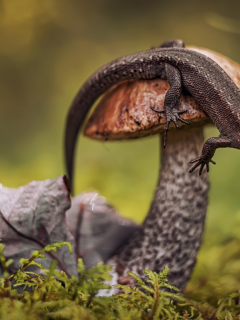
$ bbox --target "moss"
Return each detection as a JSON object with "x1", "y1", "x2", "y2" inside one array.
[{"x1": 0, "y1": 241, "x2": 239, "y2": 319}]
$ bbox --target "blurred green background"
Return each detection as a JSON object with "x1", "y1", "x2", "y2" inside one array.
[{"x1": 1, "y1": 0, "x2": 240, "y2": 299}]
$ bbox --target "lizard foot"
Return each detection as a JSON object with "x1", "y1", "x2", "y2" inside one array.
[
  {"x1": 189, "y1": 157, "x2": 216, "y2": 175},
  {"x1": 189, "y1": 136, "x2": 231, "y2": 175},
  {"x1": 150, "y1": 106, "x2": 189, "y2": 147}
]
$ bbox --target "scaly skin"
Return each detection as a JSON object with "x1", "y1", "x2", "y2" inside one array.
[{"x1": 65, "y1": 40, "x2": 240, "y2": 188}]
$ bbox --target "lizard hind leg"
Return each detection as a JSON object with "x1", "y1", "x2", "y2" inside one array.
[
  {"x1": 150, "y1": 39, "x2": 189, "y2": 147},
  {"x1": 150, "y1": 63, "x2": 190, "y2": 148}
]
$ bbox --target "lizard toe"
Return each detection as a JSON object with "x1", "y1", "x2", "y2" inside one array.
[
  {"x1": 189, "y1": 161, "x2": 201, "y2": 173},
  {"x1": 150, "y1": 106, "x2": 165, "y2": 113}
]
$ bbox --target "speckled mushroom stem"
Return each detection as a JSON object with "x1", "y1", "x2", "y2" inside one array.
[{"x1": 108, "y1": 126, "x2": 209, "y2": 292}]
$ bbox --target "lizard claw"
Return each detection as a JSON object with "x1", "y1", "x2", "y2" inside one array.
[
  {"x1": 189, "y1": 156, "x2": 216, "y2": 175},
  {"x1": 150, "y1": 106, "x2": 165, "y2": 113},
  {"x1": 166, "y1": 109, "x2": 189, "y2": 147},
  {"x1": 163, "y1": 122, "x2": 170, "y2": 148},
  {"x1": 150, "y1": 107, "x2": 189, "y2": 148}
]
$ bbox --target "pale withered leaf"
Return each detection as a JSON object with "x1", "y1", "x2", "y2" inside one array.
[
  {"x1": 0, "y1": 176, "x2": 78, "y2": 276},
  {"x1": 66, "y1": 191, "x2": 139, "y2": 269}
]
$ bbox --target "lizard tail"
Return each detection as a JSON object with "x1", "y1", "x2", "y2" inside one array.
[{"x1": 65, "y1": 96, "x2": 91, "y2": 194}]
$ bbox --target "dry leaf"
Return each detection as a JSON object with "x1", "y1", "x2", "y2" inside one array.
[
  {"x1": 66, "y1": 192, "x2": 139, "y2": 268},
  {"x1": 0, "y1": 177, "x2": 139, "y2": 277},
  {"x1": 0, "y1": 176, "x2": 78, "y2": 276}
]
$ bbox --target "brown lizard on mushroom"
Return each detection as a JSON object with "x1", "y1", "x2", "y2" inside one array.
[{"x1": 65, "y1": 39, "x2": 240, "y2": 191}]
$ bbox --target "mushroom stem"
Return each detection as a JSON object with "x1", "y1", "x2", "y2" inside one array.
[{"x1": 109, "y1": 126, "x2": 209, "y2": 292}]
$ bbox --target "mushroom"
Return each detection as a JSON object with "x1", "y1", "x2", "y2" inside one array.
[{"x1": 84, "y1": 47, "x2": 240, "y2": 292}]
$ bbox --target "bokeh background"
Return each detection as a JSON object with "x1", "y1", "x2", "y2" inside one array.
[{"x1": 1, "y1": 0, "x2": 240, "y2": 301}]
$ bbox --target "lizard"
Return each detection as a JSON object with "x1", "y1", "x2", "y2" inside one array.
[{"x1": 65, "y1": 39, "x2": 240, "y2": 189}]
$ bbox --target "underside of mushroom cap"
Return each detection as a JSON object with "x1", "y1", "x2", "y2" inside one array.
[
  {"x1": 84, "y1": 46, "x2": 240, "y2": 141},
  {"x1": 84, "y1": 78, "x2": 211, "y2": 140}
]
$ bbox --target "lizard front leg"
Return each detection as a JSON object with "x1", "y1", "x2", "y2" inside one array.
[
  {"x1": 150, "y1": 63, "x2": 189, "y2": 147},
  {"x1": 189, "y1": 136, "x2": 231, "y2": 175}
]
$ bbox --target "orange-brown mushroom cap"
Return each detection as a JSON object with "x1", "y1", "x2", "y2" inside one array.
[{"x1": 84, "y1": 46, "x2": 240, "y2": 141}]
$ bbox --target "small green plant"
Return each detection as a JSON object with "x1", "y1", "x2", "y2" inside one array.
[{"x1": 0, "y1": 241, "x2": 239, "y2": 319}]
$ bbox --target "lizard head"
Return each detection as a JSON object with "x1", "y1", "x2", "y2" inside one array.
[{"x1": 160, "y1": 39, "x2": 185, "y2": 48}]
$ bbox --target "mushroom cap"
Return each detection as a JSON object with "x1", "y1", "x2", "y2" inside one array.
[{"x1": 84, "y1": 46, "x2": 240, "y2": 141}]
